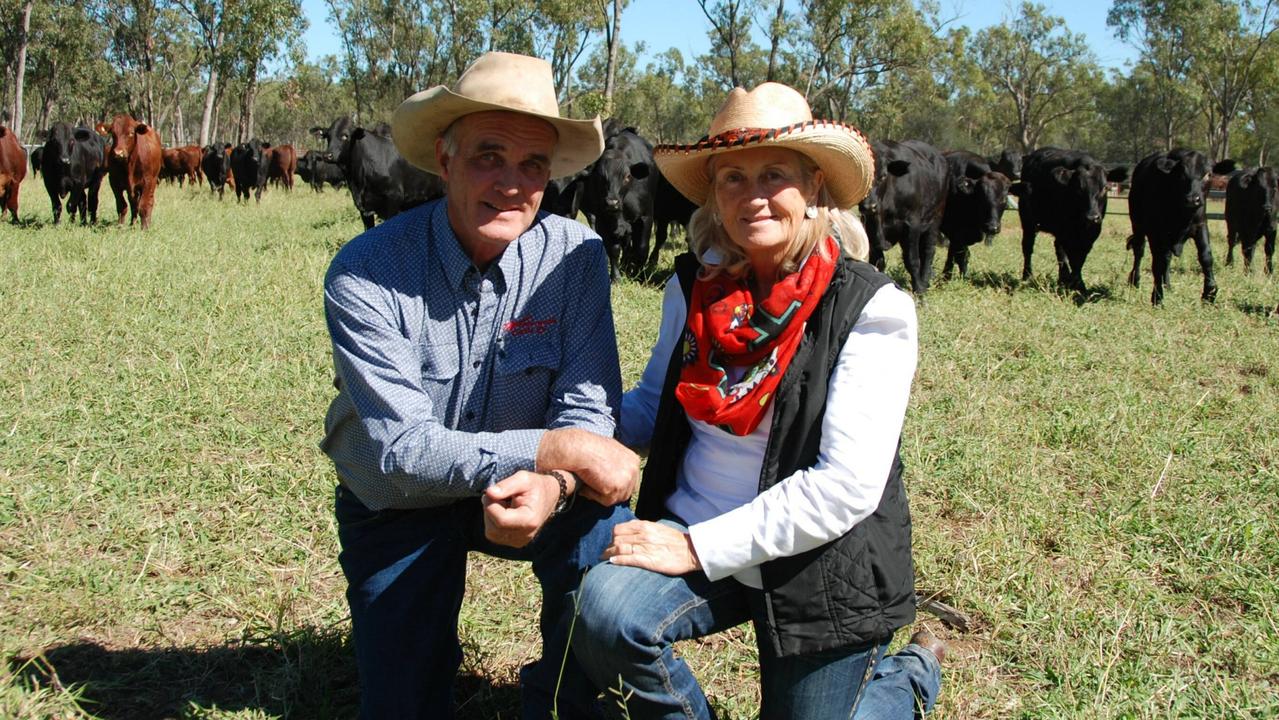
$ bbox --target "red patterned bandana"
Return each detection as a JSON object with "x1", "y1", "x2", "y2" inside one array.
[{"x1": 676, "y1": 236, "x2": 838, "y2": 435}]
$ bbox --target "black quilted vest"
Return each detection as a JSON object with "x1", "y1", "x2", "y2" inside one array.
[{"x1": 635, "y1": 252, "x2": 916, "y2": 657}]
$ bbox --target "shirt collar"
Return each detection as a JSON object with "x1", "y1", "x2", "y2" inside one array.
[{"x1": 431, "y1": 200, "x2": 543, "y2": 291}]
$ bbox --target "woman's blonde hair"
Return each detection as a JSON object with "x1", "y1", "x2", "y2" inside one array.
[{"x1": 687, "y1": 149, "x2": 869, "y2": 279}]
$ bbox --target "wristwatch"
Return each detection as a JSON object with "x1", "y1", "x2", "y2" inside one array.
[{"x1": 548, "y1": 470, "x2": 576, "y2": 516}]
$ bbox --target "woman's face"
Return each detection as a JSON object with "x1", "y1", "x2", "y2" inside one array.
[{"x1": 710, "y1": 147, "x2": 821, "y2": 263}]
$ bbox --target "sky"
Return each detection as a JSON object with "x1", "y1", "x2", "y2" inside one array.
[{"x1": 297, "y1": 0, "x2": 1138, "y2": 73}]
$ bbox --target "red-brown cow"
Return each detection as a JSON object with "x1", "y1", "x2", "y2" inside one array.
[
  {"x1": 266, "y1": 143, "x2": 297, "y2": 191},
  {"x1": 0, "y1": 125, "x2": 27, "y2": 222},
  {"x1": 104, "y1": 114, "x2": 162, "y2": 229},
  {"x1": 160, "y1": 145, "x2": 203, "y2": 187}
]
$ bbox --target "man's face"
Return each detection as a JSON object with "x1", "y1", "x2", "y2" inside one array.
[{"x1": 436, "y1": 111, "x2": 557, "y2": 266}]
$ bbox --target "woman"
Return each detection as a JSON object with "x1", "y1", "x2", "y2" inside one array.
[{"x1": 571, "y1": 82, "x2": 943, "y2": 719}]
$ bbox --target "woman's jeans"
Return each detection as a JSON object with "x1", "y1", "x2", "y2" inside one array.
[
  {"x1": 334, "y1": 484, "x2": 629, "y2": 720},
  {"x1": 572, "y1": 520, "x2": 942, "y2": 720}
]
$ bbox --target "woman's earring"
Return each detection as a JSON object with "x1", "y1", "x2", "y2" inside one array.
[
  {"x1": 712, "y1": 211, "x2": 721, "y2": 224},
  {"x1": 805, "y1": 205, "x2": 818, "y2": 219}
]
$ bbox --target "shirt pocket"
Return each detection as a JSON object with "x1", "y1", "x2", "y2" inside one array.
[{"x1": 495, "y1": 338, "x2": 559, "y2": 416}]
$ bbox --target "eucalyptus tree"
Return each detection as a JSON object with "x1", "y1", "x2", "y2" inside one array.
[
  {"x1": 790, "y1": 0, "x2": 937, "y2": 122},
  {"x1": 1110, "y1": 0, "x2": 1279, "y2": 160},
  {"x1": 1107, "y1": 0, "x2": 1201, "y2": 152},
  {"x1": 973, "y1": 2, "x2": 1102, "y2": 153},
  {"x1": 698, "y1": 0, "x2": 763, "y2": 89}
]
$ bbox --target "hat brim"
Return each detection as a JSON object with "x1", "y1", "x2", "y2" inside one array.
[
  {"x1": 654, "y1": 123, "x2": 875, "y2": 210},
  {"x1": 391, "y1": 86, "x2": 605, "y2": 178}
]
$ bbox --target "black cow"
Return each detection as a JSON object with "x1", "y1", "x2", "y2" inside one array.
[
  {"x1": 1009, "y1": 148, "x2": 1124, "y2": 293},
  {"x1": 298, "y1": 150, "x2": 345, "y2": 192},
  {"x1": 30, "y1": 145, "x2": 43, "y2": 177},
  {"x1": 41, "y1": 122, "x2": 107, "y2": 225},
  {"x1": 230, "y1": 139, "x2": 269, "y2": 203},
  {"x1": 648, "y1": 170, "x2": 699, "y2": 268},
  {"x1": 939, "y1": 150, "x2": 1010, "y2": 279},
  {"x1": 581, "y1": 125, "x2": 656, "y2": 280},
  {"x1": 1224, "y1": 165, "x2": 1276, "y2": 275},
  {"x1": 1126, "y1": 150, "x2": 1225, "y2": 305},
  {"x1": 858, "y1": 140, "x2": 950, "y2": 296},
  {"x1": 310, "y1": 116, "x2": 444, "y2": 228},
  {"x1": 541, "y1": 171, "x2": 587, "y2": 219},
  {"x1": 201, "y1": 143, "x2": 232, "y2": 200},
  {"x1": 988, "y1": 149, "x2": 1022, "y2": 180}
]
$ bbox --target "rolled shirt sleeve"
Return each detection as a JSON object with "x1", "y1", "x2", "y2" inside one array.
[{"x1": 686, "y1": 284, "x2": 918, "y2": 582}]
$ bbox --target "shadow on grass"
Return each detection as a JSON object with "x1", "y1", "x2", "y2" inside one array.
[
  {"x1": 957, "y1": 270, "x2": 1021, "y2": 293},
  {"x1": 1235, "y1": 299, "x2": 1279, "y2": 319},
  {"x1": 9, "y1": 625, "x2": 524, "y2": 719}
]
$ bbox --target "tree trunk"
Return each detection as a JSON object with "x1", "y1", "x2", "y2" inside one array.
[
  {"x1": 240, "y1": 72, "x2": 259, "y2": 142},
  {"x1": 766, "y1": 0, "x2": 784, "y2": 81},
  {"x1": 12, "y1": 0, "x2": 33, "y2": 139},
  {"x1": 604, "y1": 0, "x2": 621, "y2": 114},
  {"x1": 198, "y1": 28, "x2": 224, "y2": 147}
]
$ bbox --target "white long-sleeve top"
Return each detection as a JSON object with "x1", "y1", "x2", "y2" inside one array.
[{"x1": 619, "y1": 273, "x2": 918, "y2": 588}]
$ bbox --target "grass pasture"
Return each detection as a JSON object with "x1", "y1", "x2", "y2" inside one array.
[{"x1": 1, "y1": 177, "x2": 1277, "y2": 719}]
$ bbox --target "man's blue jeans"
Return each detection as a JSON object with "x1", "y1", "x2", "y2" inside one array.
[
  {"x1": 571, "y1": 521, "x2": 942, "y2": 720},
  {"x1": 335, "y1": 484, "x2": 628, "y2": 719}
]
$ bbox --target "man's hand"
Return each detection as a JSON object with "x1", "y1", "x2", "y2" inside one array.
[
  {"x1": 601, "y1": 520, "x2": 702, "y2": 576},
  {"x1": 537, "y1": 428, "x2": 640, "y2": 506},
  {"x1": 482, "y1": 471, "x2": 560, "y2": 548}
]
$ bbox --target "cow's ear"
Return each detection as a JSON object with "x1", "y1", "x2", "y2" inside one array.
[
  {"x1": 1106, "y1": 166, "x2": 1128, "y2": 183},
  {"x1": 630, "y1": 162, "x2": 650, "y2": 180},
  {"x1": 262, "y1": 142, "x2": 271, "y2": 149},
  {"x1": 73, "y1": 128, "x2": 93, "y2": 142},
  {"x1": 1009, "y1": 181, "x2": 1028, "y2": 197},
  {"x1": 1212, "y1": 159, "x2": 1237, "y2": 176},
  {"x1": 957, "y1": 177, "x2": 975, "y2": 194},
  {"x1": 1154, "y1": 157, "x2": 1176, "y2": 174},
  {"x1": 1238, "y1": 173, "x2": 1254, "y2": 189},
  {"x1": 351, "y1": 128, "x2": 367, "y2": 141},
  {"x1": 136, "y1": 123, "x2": 150, "y2": 134},
  {"x1": 1050, "y1": 167, "x2": 1071, "y2": 185},
  {"x1": 0, "y1": 127, "x2": 7, "y2": 138},
  {"x1": 886, "y1": 160, "x2": 911, "y2": 177}
]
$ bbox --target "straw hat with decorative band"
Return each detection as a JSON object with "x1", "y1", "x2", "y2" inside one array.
[
  {"x1": 654, "y1": 82, "x2": 874, "y2": 209},
  {"x1": 391, "y1": 52, "x2": 604, "y2": 178}
]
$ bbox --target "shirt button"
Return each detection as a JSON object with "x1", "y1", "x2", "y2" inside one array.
[
  {"x1": 472, "y1": 360, "x2": 481, "y2": 369},
  {"x1": 465, "y1": 411, "x2": 475, "y2": 420}
]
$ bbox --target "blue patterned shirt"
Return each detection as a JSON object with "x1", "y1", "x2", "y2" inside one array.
[{"x1": 321, "y1": 199, "x2": 621, "y2": 510}]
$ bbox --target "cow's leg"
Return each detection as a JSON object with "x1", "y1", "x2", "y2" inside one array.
[
  {"x1": 1241, "y1": 236, "x2": 1257, "y2": 272},
  {"x1": 1194, "y1": 226, "x2": 1217, "y2": 302},
  {"x1": 941, "y1": 242, "x2": 957, "y2": 279},
  {"x1": 1150, "y1": 247, "x2": 1169, "y2": 305},
  {"x1": 6, "y1": 185, "x2": 18, "y2": 223},
  {"x1": 605, "y1": 241, "x2": 622, "y2": 283},
  {"x1": 956, "y1": 243, "x2": 971, "y2": 277},
  {"x1": 68, "y1": 188, "x2": 82, "y2": 224},
  {"x1": 869, "y1": 239, "x2": 886, "y2": 272},
  {"x1": 1226, "y1": 228, "x2": 1237, "y2": 266},
  {"x1": 113, "y1": 184, "x2": 127, "y2": 224},
  {"x1": 920, "y1": 229, "x2": 938, "y2": 291},
  {"x1": 649, "y1": 220, "x2": 668, "y2": 268},
  {"x1": 902, "y1": 230, "x2": 925, "y2": 294},
  {"x1": 1264, "y1": 229, "x2": 1275, "y2": 274},
  {"x1": 1127, "y1": 234, "x2": 1145, "y2": 287},
  {"x1": 50, "y1": 190, "x2": 63, "y2": 225},
  {"x1": 1020, "y1": 229, "x2": 1037, "y2": 280}
]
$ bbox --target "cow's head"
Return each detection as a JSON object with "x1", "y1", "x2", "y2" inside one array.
[
  {"x1": 989, "y1": 149, "x2": 1022, "y2": 181},
  {"x1": 1236, "y1": 166, "x2": 1277, "y2": 216},
  {"x1": 1050, "y1": 163, "x2": 1108, "y2": 226},
  {"x1": 312, "y1": 116, "x2": 355, "y2": 164},
  {"x1": 105, "y1": 115, "x2": 151, "y2": 161},
  {"x1": 956, "y1": 171, "x2": 1011, "y2": 237},
  {"x1": 42, "y1": 123, "x2": 75, "y2": 170},
  {"x1": 588, "y1": 147, "x2": 650, "y2": 213},
  {"x1": 857, "y1": 150, "x2": 911, "y2": 251},
  {"x1": 1154, "y1": 150, "x2": 1211, "y2": 210}
]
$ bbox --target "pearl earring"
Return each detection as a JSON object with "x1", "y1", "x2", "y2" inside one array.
[{"x1": 805, "y1": 206, "x2": 818, "y2": 219}]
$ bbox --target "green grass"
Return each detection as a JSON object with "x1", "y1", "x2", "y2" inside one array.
[{"x1": 1, "y1": 178, "x2": 1277, "y2": 718}]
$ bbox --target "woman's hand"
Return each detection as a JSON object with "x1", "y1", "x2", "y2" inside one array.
[{"x1": 602, "y1": 520, "x2": 702, "y2": 576}]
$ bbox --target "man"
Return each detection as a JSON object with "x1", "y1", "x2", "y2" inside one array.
[{"x1": 321, "y1": 52, "x2": 639, "y2": 719}]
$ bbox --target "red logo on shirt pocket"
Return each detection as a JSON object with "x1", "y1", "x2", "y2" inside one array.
[{"x1": 505, "y1": 317, "x2": 558, "y2": 336}]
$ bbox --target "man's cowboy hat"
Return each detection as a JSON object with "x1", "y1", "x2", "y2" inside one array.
[
  {"x1": 654, "y1": 82, "x2": 874, "y2": 209},
  {"x1": 391, "y1": 52, "x2": 604, "y2": 178}
]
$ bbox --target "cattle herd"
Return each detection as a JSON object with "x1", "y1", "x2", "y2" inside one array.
[{"x1": 10, "y1": 115, "x2": 1279, "y2": 309}]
